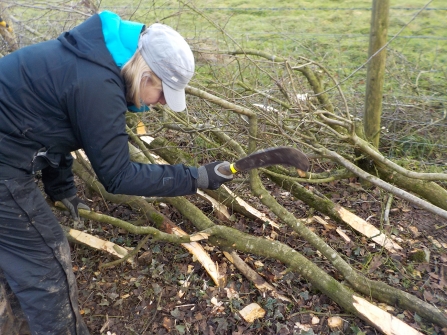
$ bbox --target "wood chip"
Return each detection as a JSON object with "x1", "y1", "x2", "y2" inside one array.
[
  {"x1": 189, "y1": 232, "x2": 210, "y2": 242},
  {"x1": 336, "y1": 227, "x2": 351, "y2": 242},
  {"x1": 311, "y1": 316, "x2": 320, "y2": 325},
  {"x1": 327, "y1": 316, "x2": 343, "y2": 331},
  {"x1": 239, "y1": 303, "x2": 266, "y2": 323}
]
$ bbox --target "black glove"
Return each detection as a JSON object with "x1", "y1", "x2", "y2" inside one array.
[
  {"x1": 197, "y1": 161, "x2": 234, "y2": 190},
  {"x1": 61, "y1": 196, "x2": 90, "y2": 221}
]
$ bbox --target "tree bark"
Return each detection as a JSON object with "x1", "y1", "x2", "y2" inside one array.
[
  {"x1": 129, "y1": 131, "x2": 447, "y2": 328},
  {"x1": 363, "y1": 0, "x2": 390, "y2": 147}
]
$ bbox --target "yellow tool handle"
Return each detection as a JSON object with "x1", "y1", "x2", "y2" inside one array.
[
  {"x1": 0, "y1": 17, "x2": 13, "y2": 33},
  {"x1": 217, "y1": 162, "x2": 238, "y2": 176},
  {"x1": 229, "y1": 163, "x2": 238, "y2": 174}
]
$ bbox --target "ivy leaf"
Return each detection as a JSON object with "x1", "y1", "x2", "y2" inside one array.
[
  {"x1": 214, "y1": 317, "x2": 229, "y2": 333},
  {"x1": 414, "y1": 313, "x2": 422, "y2": 323}
]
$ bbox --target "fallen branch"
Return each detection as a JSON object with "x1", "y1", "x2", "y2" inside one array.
[
  {"x1": 324, "y1": 148, "x2": 447, "y2": 219},
  {"x1": 197, "y1": 224, "x2": 425, "y2": 334},
  {"x1": 137, "y1": 134, "x2": 281, "y2": 228},
  {"x1": 127, "y1": 134, "x2": 290, "y2": 298},
  {"x1": 222, "y1": 249, "x2": 291, "y2": 302},
  {"x1": 250, "y1": 170, "x2": 447, "y2": 327},
  {"x1": 61, "y1": 225, "x2": 135, "y2": 265},
  {"x1": 72, "y1": 155, "x2": 225, "y2": 287}
]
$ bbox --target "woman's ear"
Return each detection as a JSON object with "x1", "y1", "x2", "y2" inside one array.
[{"x1": 140, "y1": 74, "x2": 152, "y2": 91}]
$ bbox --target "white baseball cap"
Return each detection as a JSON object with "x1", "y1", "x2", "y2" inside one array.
[{"x1": 138, "y1": 23, "x2": 195, "y2": 112}]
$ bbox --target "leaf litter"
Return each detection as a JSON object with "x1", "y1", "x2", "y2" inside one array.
[{"x1": 57, "y1": 176, "x2": 447, "y2": 334}]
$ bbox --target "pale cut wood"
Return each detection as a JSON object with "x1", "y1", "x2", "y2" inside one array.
[
  {"x1": 352, "y1": 295, "x2": 423, "y2": 335},
  {"x1": 170, "y1": 226, "x2": 226, "y2": 287},
  {"x1": 197, "y1": 190, "x2": 231, "y2": 221},
  {"x1": 239, "y1": 302, "x2": 265, "y2": 322},
  {"x1": 336, "y1": 205, "x2": 402, "y2": 252},
  {"x1": 136, "y1": 121, "x2": 156, "y2": 146},
  {"x1": 327, "y1": 316, "x2": 343, "y2": 331},
  {"x1": 61, "y1": 226, "x2": 134, "y2": 264},
  {"x1": 239, "y1": 303, "x2": 266, "y2": 323},
  {"x1": 222, "y1": 250, "x2": 291, "y2": 302},
  {"x1": 336, "y1": 227, "x2": 351, "y2": 243},
  {"x1": 219, "y1": 185, "x2": 280, "y2": 229}
]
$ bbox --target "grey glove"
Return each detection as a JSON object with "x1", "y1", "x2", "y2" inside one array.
[
  {"x1": 197, "y1": 161, "x2": 234, "y2": 190},
  {"x1": 61, "y1": 196, "x2": 90, "y2": 221}
]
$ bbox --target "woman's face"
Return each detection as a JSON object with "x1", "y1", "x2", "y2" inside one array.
[{"x1": 140, "y1": 80, "x2": 166, "y2": 107}]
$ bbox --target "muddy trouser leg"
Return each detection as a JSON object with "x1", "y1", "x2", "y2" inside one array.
[
  {"x1": 0, "y1": 268, "x2": 30, "y2": 334},
  {"x1": 0, "y1": 177, "x2": 90, "y2": 335}
]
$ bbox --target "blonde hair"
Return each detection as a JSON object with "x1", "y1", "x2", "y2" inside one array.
[{"x1": 121, "y1": 51, "x2": 162, "y2": 108}]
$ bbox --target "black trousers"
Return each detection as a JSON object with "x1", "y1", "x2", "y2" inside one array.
[{"x1": 0, "y1": 176, "x2": 89, "y2": 334}]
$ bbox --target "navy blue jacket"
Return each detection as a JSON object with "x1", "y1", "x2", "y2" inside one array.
[{"x1": 0, "y1": 14, "x2": 198, "y2": 200}]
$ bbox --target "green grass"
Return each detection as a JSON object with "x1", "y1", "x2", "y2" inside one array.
[
  {"x1": 4, "y1": 0, "x2": 446, "y2": 164},
  {"x1": 95, "y1": 0, "x2": 446, "y2": 93}
]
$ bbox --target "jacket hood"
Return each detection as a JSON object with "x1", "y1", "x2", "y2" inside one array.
[
  {"x1": 57, "y1": 14, "x2": 118, "y2": 75},
  {"x1": 99, "y1": 11, "x2": 144, "y2": 68}
]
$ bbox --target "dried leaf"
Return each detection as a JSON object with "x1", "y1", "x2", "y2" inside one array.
[
  {"x1": 294, "y1": 322, "x2": 312, "y2": 332},
  {"x1": 378, "y1": 303, "x2": 395, "y2": 312},
  {"x1": 409, "y1": 226, "x2": 420, "y2": 238},
  {"x1": 428, "y1": 236, "x2": 443, "y2": 249},
  {"x1": 368, "y1": 254, "x2": 383, "y2": 273},
  {"x1": 210, "y1": 297, "x2": 222, "y2": 307},
  {"x1": 162, "y1": 317, "x2": 174, "y2": 331},
  {"x1": 423, "y1": 290, "x2": 434, "y2": 302},
  {"x1": 254, "y1": 260, "x2": 264, "y2": 268}
]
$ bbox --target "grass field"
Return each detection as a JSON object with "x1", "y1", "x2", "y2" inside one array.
[
  {"x1": 98, "y1": 0, "x2": 447, "y2": 66},
  {"x1": 3, "y1": 0, "x2": 447, "y2": 165},
  {"x1": 95, "y1": 1, "x2": 446, "y2": 100},
  {"x1": 93, "y1": 0, "x2": 446, "y2": 165},
  {"x1": 6, "y1": 0, "x2": 446, "y2": 92}
]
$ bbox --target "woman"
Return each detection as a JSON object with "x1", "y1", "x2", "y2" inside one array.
[{"x1": 0, "y1": 11, "x2": 232, "y2": 334}]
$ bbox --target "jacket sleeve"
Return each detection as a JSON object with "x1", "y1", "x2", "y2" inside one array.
[
  {"x1": 42, "y1": 153, "x2": 77, "y2": 201},
  {"x1": 65, "y1": 72, "x2": 198, "y2": 197}
]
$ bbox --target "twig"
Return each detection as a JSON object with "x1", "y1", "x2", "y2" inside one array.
[
  {"x1": 126, "y1": 125, "x2": 156, "y2": 164},
  {"x1": 383, "y1": 194, "x2": 393, "y2": 227},
  {"x1": 351, "y1": 133, "x2": 447, "y2": 181},
  {"x1": 141, "y1": 291, "x2": 163, "y2": 334},
  {"x1": 324, "y1": 148, "x2": 447, "y2": 219},
  {"x1": 99, "y1": 235, "x2": 150, "y2": 269}
]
